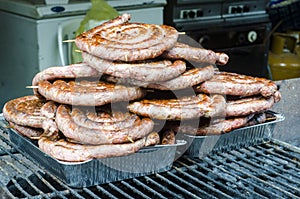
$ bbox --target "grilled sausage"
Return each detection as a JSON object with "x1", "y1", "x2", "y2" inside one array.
[
  {"x1": 145, "y1": 132, "x2": 161, "y2": 146},
  {"x1": 38, "y1": 131, "x2": 158, "y2": 162},
  {"x1": 38, "y1": 79, "x2": 146, "y2": 106},
  {"x1": 55, "y1": 105, "x2": 154, "y2": 145},
  {"x1": 143, "y1": 65, "x2": 215, "y2": 90},
  {"x1": 127, "y1": 94, "x2": 226, "y2": 120},
  {"x1": 40, "y1": 101, "x2": 59, "y2": 134},
  {"x1": 162, "y1": 42, "x2": 229, "y2": 65},
  {"x1": 75, "y1": 14, "x2": 178, "y2": 61},
  {"x1": 71, "y1": 108, "x2": 139, "y2": 131},
  {"x1": 40, "y1": 101, "x2": 58, "y2": 119},
  {"x1": 175, "y1": 114, "x2": 254, "y2": 135},
  {"x1": 82, "y1": 51, "x2": 186, "y2": 82},
  {"x1": 9, "y1": 122, "x2": 43, "y2": 139},
  {"x1": 196, "y1": 71, "x2": 278, "y2": 97},
  {"x1": 32, "y1": 63, "x2": 102, "y2": 97},
  {"x1": 102, "y1": 65, "x2": 215, "y2": 90},
  {"x1": 85, "y1": 13, "x2": 131, "y2": 35},
  {"x1": 161, "y1": 129, "x2": 176, "y2": 145},
  {"x1": 226, "y1": 95, "x2": 277, "y2": 117},
  {"x1": 2, "y1": 95, "x2": 46, "y2": 128}
]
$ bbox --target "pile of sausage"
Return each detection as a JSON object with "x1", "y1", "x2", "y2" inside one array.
[{"x1": 2, "y1": 13, "x2": 281, "y2": 162}]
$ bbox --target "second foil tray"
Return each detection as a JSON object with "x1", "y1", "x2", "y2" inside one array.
[{"x1": 177, "y1": 111, "x2": 285, "y2": 159}]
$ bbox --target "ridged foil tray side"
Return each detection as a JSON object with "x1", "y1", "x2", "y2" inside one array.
[
  {"x1": 178, "y1": 111, "x2": 285, "y2": 159},
  {"x1": 0, "y1": 115, "x2": 186, "y2": 188}
]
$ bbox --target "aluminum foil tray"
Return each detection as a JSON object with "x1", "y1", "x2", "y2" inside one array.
[
  {"x1": 0, "y1": 115, "x2": 186, "y2": 188},
  {"x1": 178, "y1": 111, "x2": 285, "y2": 159}
]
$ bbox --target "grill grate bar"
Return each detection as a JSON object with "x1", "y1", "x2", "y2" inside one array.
[
  {"x1": 10, "y1": 178, "x2": 33, "y2": 198},
  {"x1": 0, "y1": 148, "x2": 17, "y2": 156},
  {"x1": 95, "y1": 185, "x2": 119, "y2": 199},
  {"x1": 175, "y1": 159, "x2": 249, "y2": 199},
  {"x1": 264, "y1": 141, "x2": 300, "y2": 165},
  {"x1": 40, "y1": 191, "x2": 70, "y2": 199},
  {"x1": 2, "y1": 124, "x2": 300, "y2": 199},
  {"x1": 49, "y1": 191, "x2": 72, "y2": 199},
  {"x1": 218, "y1": 151, "x2": 300, "y2": 198},
  {"x1": 255, "y1": 144, "x2": 300, "y2": 169},
  {"x1": 185, "y1": 157, "x2": 269, "y2": 199},
  {"x1": 203, "y1": 155, "x2": 279, "y2": 198},
  {"x1": 155, "y1": 173, "x2": 201, "y2": 199},
  {"x1": 227, "y1": 149, "x2": 300, "y2": 196},
  {"x1": 0, "y1": 181, "x2": 18, "y2": 199},
  {"x1": 0, "y1": 145, "x2": 51, "y2": 197},
  {"x1": 172, "y1": 163, "x2": 235, "y2": 199},
  {"x1": 121, "y1": 180, "x2": 152, "y2": 199},
  {"x1": 108, "y1": 182, "x2": 135, "y2": 199},
  {"x1": 82, "y1": 187, "x2": 102, "y2": 199},
  {"x1": 0, "y1": 133, "x2": 89, "y2": 199},
  {"x1": 132, "y1": 178, "x2": 168, "y2": 199},
  {"x1": 244, "y1": 146, "x2": 300, "y2": 184},
  {"x1": 166, "y1": 168, "x2": 220, "y2": 199},
  {"x1": 271, "y1": 139, "x2": 300, "y2": 154},
  {"x1": 143, "y1": 175, "x2": 180, "y2": 198}
]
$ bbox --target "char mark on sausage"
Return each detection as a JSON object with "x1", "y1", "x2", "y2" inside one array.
[
  {"x1": 55, "y1": 105, "x2": 154, "y2": 145},
  {"x1": 71, "y1": 108, "x2": 138, "y2": 131},
  {"x1": 127, "y1": 94, "x2": 226, "y2": 120},
  {"x1": 75, "y1": 14, "x2": 178, "y2": 61},
  {"x1": 40, "y1": 101, "x2": 58, "y2": 119},
  {"x1": 145, "y1": 132, "x2": 161, "y2": 146},
  {"x1": 162, "y1": 42, "x2": 229, "y2": 65},
  {"x1": 37, "y1": 80, "x2": 146, "y2": 106},
  {"x1": 40, "y1": 101, "x2": 59, "y2": 134},
  {"x1": 38, "y1": 131, "x2": 157, "y2": 162},
  {"x1": 103, "y1": 65, "x2": 215, "y2": 91},
  {"x1": 196, "y1": 71, "x2": 278, "y2": 97},
  {"x1": 175, "y1": 114, "x2": 254, "y2": 136},
  {"x1": 161, "y1": 129, "x2": 176, "y2": 145},
  {"x1": 144, "y1": 65, "x2": 215, "y2": 90},
  {"x1": 32, "y1": 63, "x2": 101, "y2": 97},
  {"x1": 82, "y1": 51, "x2": 186, "y2": 82},
  {"x1": 2, "y1": 95, "x2": 46, "y2": 128},
  {"x1": 225, "y1": 94, "x2": 277, "y2": 117},
  {"x1": 86, "y1": 13, "x2": 131, "y2": 36},
  {"x1": 9, "y1": 122, "x2": 43, "y2": 139},
  {"x1": 245, "y1": 112, "x2": 267, "y2": 126}
]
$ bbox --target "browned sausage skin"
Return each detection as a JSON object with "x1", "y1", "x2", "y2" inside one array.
[
  {"x1": 175, "y1": 114, "x2": 254, "y2": 136},
  {"x1": 3, "y1": 95, "x2": 46, "y2": 128},
  {"x1": 82, "y1": 51, "x2": 187, "y2": 82},
  {"x1": 103, "y1": 65, "x2": 215, "y2": 91},
  {"x1": 196, "y1": 71, "x2": 278, "y2": 97},
  {"x1": 75, "y1": 14, "x2": 179, "y2": 62},
  {"x1": 38, "y1": 131, "x2": 155, "y2": 162},
  {"x1": 162, "y1": 42, "x2": 229, "y2": 65},
  {"x1": 38, "y1": 80, "x2": 146, "y2": 106},
  {"x1": 55, "y1": 105, "x2": 154, "y2": 145},
  {"x1": 127, "y1": 94, "x2": 226, "y2": 120},
  {"x1": 32, "y1": 63, "x2": 102, "y2": 97},
  {"x1": 225, "y1": 95, "x2": 276, "y2": 117},
  {"x1": 9, "y1": 122, "x2": 43, "y2": 139}
]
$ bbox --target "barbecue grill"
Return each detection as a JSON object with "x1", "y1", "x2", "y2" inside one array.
[
  {"x1": 1, "y1": 77, "x2": 299, "y2": 199},
  {"x1": 1, "y1": 129, "x2": 300, "y2": 198}
]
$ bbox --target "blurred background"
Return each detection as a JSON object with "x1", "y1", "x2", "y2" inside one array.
[{"x1": 0, "y1": 0, "x2": 299, "y2": 109}]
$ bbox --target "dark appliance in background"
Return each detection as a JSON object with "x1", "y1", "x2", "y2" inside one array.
[{"x1": 164, "y1": 0, "x2": 272, "y2": 78}]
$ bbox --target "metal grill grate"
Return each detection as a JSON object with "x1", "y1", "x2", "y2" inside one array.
[{"x1": 1, "y1": 129, "x2": 300, "y2": 199}]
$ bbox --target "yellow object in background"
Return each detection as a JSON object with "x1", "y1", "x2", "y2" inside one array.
[
  {"x1": 268, "y1": 32, "x2": 300, "y2": 80},
  {"x1": 71, "y1": 0, "x2": 119, "y2": 64}
]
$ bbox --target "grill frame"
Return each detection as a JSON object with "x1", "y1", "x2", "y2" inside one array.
[{"x1": 1, "y1": 126, "x2": 300, "y2": 199}]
